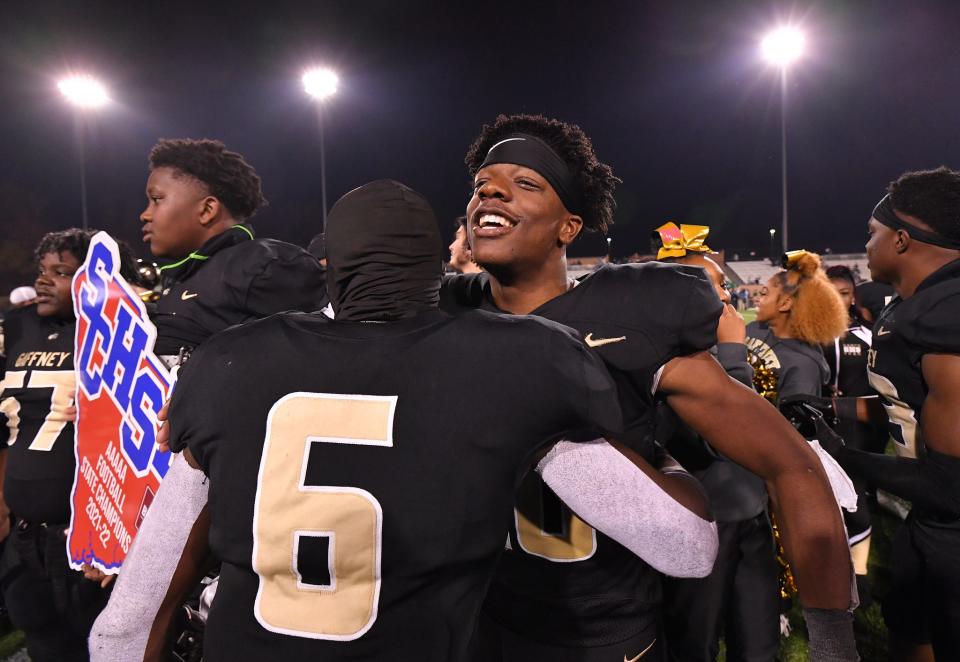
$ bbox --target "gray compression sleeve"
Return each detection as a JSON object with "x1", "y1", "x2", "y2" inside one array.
[
  {"x1": 89, "y1": 453, "x2": 209, "y2": 661},
  {"x1": 536, "y1": 439, "x2": 719, "y2": 577},
  {"x1": 804, "y1": 608, "x2": 859, "y2": 661}
]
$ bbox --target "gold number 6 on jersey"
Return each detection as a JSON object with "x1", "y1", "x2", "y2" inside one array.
[{"x1": 252, "y1": 392, "x2": 398, "y2": 640}]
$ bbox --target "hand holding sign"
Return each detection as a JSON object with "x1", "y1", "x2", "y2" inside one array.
[{"x1": 156, "y1": 400, "x2": 171, "y2": 454}]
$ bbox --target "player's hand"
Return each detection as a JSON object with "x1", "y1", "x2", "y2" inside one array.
[
  {"x1": 716, "y1": 303, "x2": 746, "y2": 344},
  {"x1": 82, "y1": 564, "x2": 116, "y2": 588},
  {"x1": 814, "y1": 415, "x2": 846, "y2": 459},
  {"x1": 156, "y1": 400, "x2": 171, "y2": 453}
]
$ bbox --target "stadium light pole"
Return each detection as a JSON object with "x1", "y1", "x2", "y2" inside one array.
[
  {"x1": 769, "y1": 228, "x2": 777, "y2": 265},
  {"x1": 761, "y1": 26, "x2": 805, "y2": 256},
  {"x1": 58, "y1": 75, "x2": 109, "y2": 230},
  {"x1": 302, "y1": 67, "x2": 339, "y2": 231}
]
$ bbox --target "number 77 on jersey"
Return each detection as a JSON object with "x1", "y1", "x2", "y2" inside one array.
[{"x1": 67, "y1": 232, "x2": 175, "y2": 574}]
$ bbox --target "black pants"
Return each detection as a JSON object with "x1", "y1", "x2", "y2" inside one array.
[
  {"x1": 662, "y1": 515, "x2": 779, "y2": 662},
  {"x1": 0, "y1": 522, "x2": 110, "y2": 662},
  {"x1": 882, "y1": 512, "x2": 960, "y2": 659},
  {"x1": 472, "y1": 609, "x2": 665, "y2": 662}
]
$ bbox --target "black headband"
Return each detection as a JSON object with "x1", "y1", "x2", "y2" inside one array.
[
  {"x1": 479, "y1": 134, "x2": 584, "y2": 217},
  {"x1": 872, "y1": 194, "x2": 960, "y2": 250}
]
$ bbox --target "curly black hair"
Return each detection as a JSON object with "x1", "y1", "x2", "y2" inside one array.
[
  {"x1": 464, "y1": 114, "x2": 620, "y2": 235},
  {"x1": 825, "y1": 264, "x2": 856, "y2": 287},
  {"x1": 35, "y1": 228, "x2": 142, "y2": 285},
  {"x1": 888, "y1": 166, "x2": 960, "y2": 243},
  {"x1": 149, "y1": 138, "x2": 267, "y2": 221}
]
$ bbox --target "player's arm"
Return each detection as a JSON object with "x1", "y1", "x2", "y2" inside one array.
[
  {"x1": 917, "y1": 353, "x2": 960, "y2": 457},
  {"x1": 536, "y1": 438, "x2": 718, "y2": 578},
  {"x1": 818, "y1": 353, "x2": 960, "y2": 516},
  {"x1": 244, "y1": 249, "x2": 327, "y2": 315},
  {"x1": 658, "y1": 351, "x2": 851, "y2": 609}
]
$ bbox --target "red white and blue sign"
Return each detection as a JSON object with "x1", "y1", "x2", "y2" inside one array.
[{"x1": 68, "y1": 232, "x2": 174, "y2": 573}]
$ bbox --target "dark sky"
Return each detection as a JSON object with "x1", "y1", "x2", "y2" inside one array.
[{"x1": 2, "y1": 0, "x2": 959, "y2": 290}]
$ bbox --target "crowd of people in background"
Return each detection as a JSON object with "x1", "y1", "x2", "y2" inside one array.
[{"x1": 0, "y1": 114, "x2": 957, "y2": 662}]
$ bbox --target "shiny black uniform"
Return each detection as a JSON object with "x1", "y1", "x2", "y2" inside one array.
[
  {"x1": 150, "y1": 224, "x2": 326, "y2": 357},
  {"x1": 168, "y1": 309, "x2": 622, "y2": 661},
  {"x1": 0, "y1": 305, "x2": 107, "y2": 662},
  {"x1": 441, "y1": 263, "x2": 720, "y2": 652},
  {"x1": 0, "y1": 305, "x2": 76, "y2": 524},
  {"x1": 859, "y1": 259, "x2": 960, "y2": 652}
]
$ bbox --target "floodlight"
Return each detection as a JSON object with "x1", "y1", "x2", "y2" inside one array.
[
  {"x1": 302, "y1": 67, "x2": 339, "y2": 101},
  {"x1": 761, "y1": 27, "x2": 805, "y2": 67},
  {"x1": 58, "y1": 75, "x2": 109, "y2": 108}
]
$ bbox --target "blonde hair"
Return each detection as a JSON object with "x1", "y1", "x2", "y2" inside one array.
[{"x1": 775, "y1": 251, "x2": 848, "y2": 344}]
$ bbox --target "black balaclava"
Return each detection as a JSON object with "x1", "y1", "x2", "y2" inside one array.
[{"x1": 326, "y1": 179, "x2": 444, "y2": 321}]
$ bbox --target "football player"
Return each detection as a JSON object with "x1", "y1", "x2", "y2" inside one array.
[
  {"x1": 163, "y1": 179, "x2": 718, "y2": 661},
  {"x1": 0, "y1": 229, "x2": 139, "y2": 662},
  {"x1": 442, "y1": 114, "x2": 856, "y2": 661},
  {"x1": 90, "y1": 138, "x2": 327, "y2": 660},
  {"x1": 813, "y1": 167, "x2": 960, "y2": 660}
]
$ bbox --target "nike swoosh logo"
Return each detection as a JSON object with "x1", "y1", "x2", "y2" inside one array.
[
  {"x1": 181, "y1": 291, "x2": 199, "y2": 300},
  {"x1": 876, "y1": 326, "x2": 890, "y2": 336},
  {"x1": 585, "y1": 332, "x2": 626, "y2": 348},
  {"x1": 625, "y1": 638, "x2": 656, "y2": 662}
]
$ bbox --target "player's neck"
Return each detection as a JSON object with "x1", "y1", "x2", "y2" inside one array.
[
  {"x1": 486, "y1": 256, "x2": 571, "y2": 315},
  {"x1": 893, "y1": 251, "x2": 960, "y2": 299}
]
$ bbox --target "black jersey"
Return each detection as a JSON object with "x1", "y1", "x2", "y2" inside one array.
[
  {"x1": 0, "y1": 306, "x2": 77, "y2": 523},
  {"x1": 867, "y1": 259, "x2": 960, "y2": 459},
  {"x1": 441, "y1": 263, "x2": 721, "y2": 646},
  {"x1": 151, "y1": 224, "x2": 326, "y2": 357},
  {"x1": 824, "y1": 322, "x2": 873, "y2": 397},
  {"x1": 167, "y1": 309, "x2": 621, "y2": 662}
]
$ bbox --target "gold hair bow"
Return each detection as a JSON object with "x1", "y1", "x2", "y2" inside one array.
[
  {"x1": 781, "y1": 250, "x2": 809, "y2": 270},
  {"x1": 654, "y1": 222, "x2": 712, "y2": 260}
]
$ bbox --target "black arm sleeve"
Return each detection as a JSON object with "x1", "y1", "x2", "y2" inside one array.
[
  {"x1": 838, "y1": 446, "x2": 960, "y2": 517},
  {"x1": 244, "y1": 250, "x2": 327, "y2": 316}
]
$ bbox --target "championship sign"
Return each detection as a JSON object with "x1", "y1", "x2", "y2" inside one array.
[{"x1": 67, "y1": 232, "x2": 174, "y2": 572}]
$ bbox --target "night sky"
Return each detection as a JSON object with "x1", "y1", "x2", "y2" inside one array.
[{"x1": 1, "y1": 0, "x2": 959, "y2": 292}]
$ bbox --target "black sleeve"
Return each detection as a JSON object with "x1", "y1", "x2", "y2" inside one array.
[
  {"x1": 167, "y1": 340, "x2": 227, "y2": 473},
  {"x1": 838, "y1": 446, "x2": 960, "y2": 517},
  {"x1": 676, "y1": 268, "x2": 722, "y2": 355},
  {"x1": 547, "y1": 324, "x2": 623, "y2": 440},
  {"x1": 900, "y1": 290, "x2": 960, "y2": 355},
  {"x1": 244, "y1": 250, "x2": 327, "y2": 317},
  {"x1": 716, "y1": 343, "x2": 754, "y2": 388}
]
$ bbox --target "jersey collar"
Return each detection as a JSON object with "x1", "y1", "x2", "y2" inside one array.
[{"x1": 159, "y1": 224, "x2": 255, "y2": 283}]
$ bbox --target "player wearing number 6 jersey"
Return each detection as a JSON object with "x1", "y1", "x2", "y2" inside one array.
[
  {"x1": 166, "y1": 179, "x2": 717, "y2": 661},
  {"x1": 0, "y1": 229, "x2": 140, "y2": 662}
]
